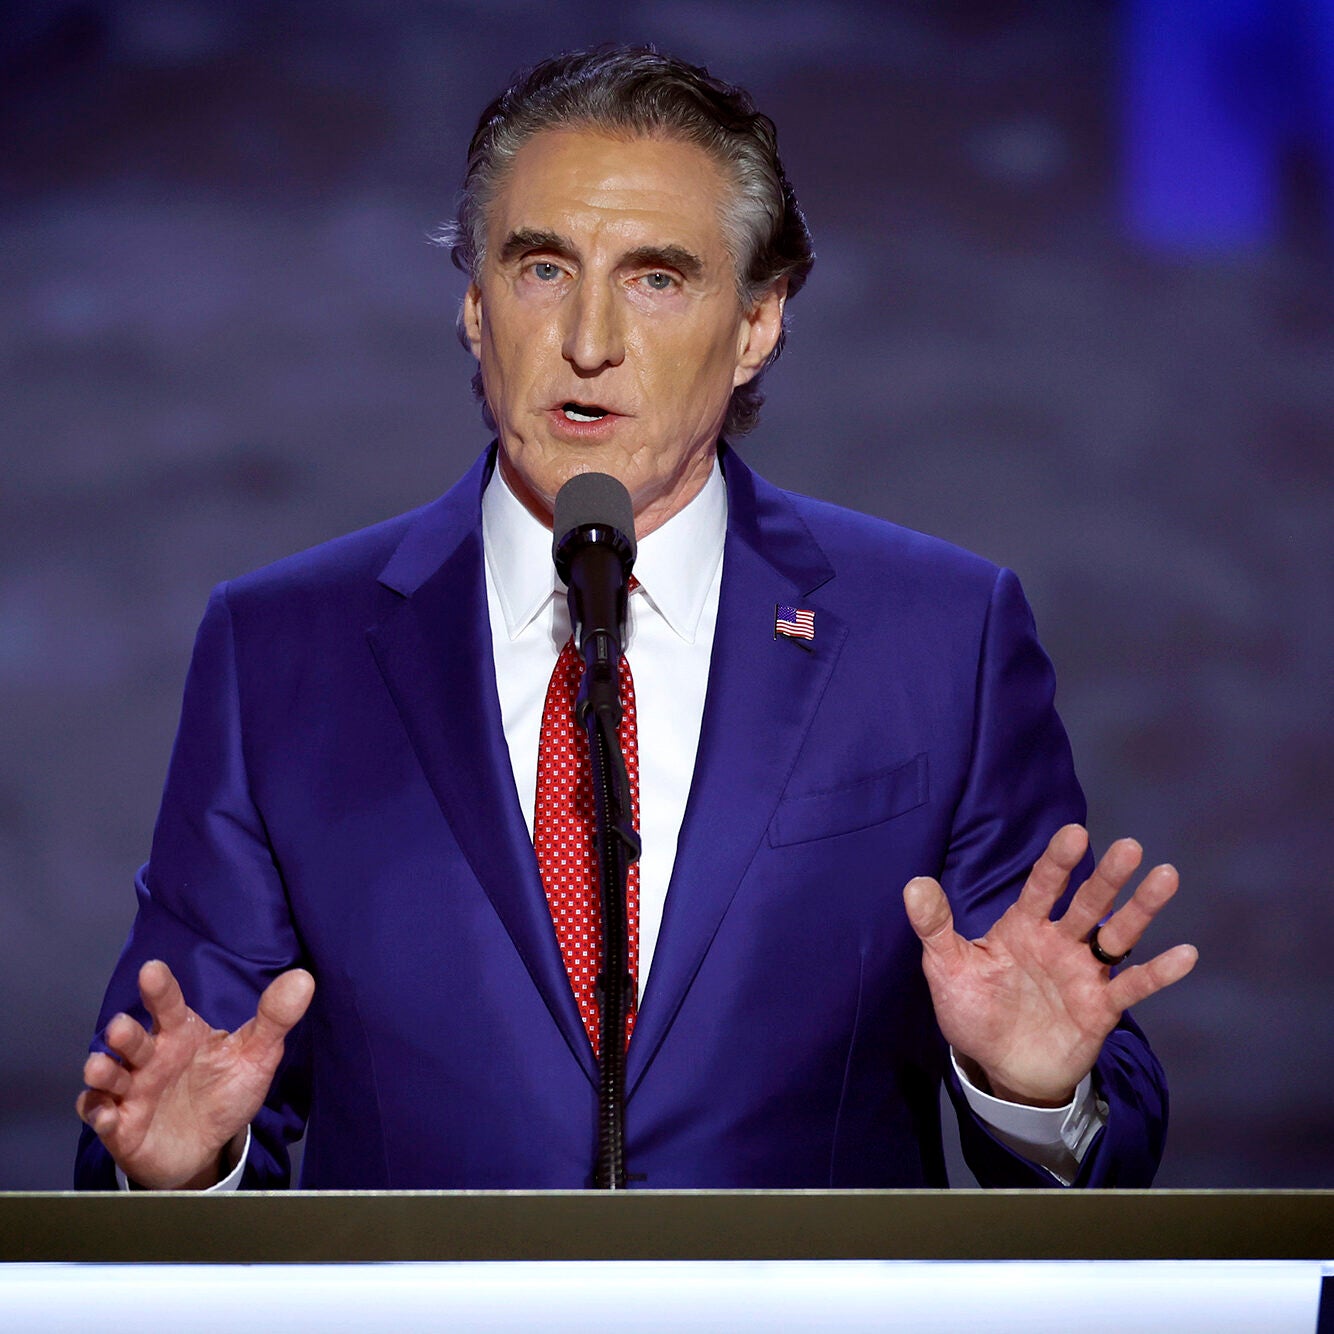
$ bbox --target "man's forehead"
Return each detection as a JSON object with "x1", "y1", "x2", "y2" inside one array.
[{"x1": 483, "y1": 128, "x2": 733, "y2": 255}]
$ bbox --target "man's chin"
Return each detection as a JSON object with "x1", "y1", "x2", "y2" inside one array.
[{"x1": 498, "y1": 441, "x2": 637, "y2": 521}]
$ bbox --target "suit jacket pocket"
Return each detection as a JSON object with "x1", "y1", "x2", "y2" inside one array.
[{"x1": 768, "y1": 752, "x2": 929, "y2": 847}]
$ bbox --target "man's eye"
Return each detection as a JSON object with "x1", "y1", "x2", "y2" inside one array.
[
  {"x1": 531, "y1": 261, "x2": 561, "y2": 281},
  {"x1": 642, "y1": 271, "x2": 675, "y2": 291}
]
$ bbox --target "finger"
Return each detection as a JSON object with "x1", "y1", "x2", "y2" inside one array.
[
  {"x1": 1059, "y1": 838, "x2": 1146, "y2": 940},
  {"x1": 1015, "y1": 824, "x2": 1089, "y2": 919},
  {"x1": 103, "y1": 1013, "x2": 154, "y2": 1070},
  {"x1": 76, "y1": 1089, "x2": 120, "y2": 1137},
  {"x1": 138, "y1": 959, "x2": 190, "y2": 1034},
  {"x1": 1091, "y1": 863, "x2": 1180, "y2": 961},
  {"x1": 903, "y1": 878, "x2": 969, "y2": 969},
  {"x1": 81, "y1": 1051, "x2": 131, "y2": 1099},
  {"x1": 1108, "y1": 942, "x2": 1199, "y2": 1010},
  {"x1": 238, "y1": 969, "x2": 315, "y2": 1065}
]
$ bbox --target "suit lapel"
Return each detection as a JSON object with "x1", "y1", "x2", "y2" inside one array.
[
  {"x1": 627, "y1": 450, "x2": 848, "y2": 1094},
  {"x1": 366, "y1": 450, "x2": 597, "y2": 1084}
]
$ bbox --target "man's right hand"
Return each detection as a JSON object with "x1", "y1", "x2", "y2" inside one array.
[{"x1": 76, "y1": 959, "x2": 314, "y2": 1190}]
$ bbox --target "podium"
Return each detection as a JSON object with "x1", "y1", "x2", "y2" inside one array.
[{"x1": 3, "y1": 1191, "x2": 1332, "y2": 1330}]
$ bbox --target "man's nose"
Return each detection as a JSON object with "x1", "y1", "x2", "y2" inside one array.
[{"x1": 561, "y1": 279, "x2": 625, "y2": 372}]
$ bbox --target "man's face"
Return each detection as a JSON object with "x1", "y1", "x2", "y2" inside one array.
[{"x1": 463, "y1": 128, "x2": 785, "y2": 536}]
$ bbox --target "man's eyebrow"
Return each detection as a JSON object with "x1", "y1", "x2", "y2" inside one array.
[
  {"x1": 497, "y1": 228, "x2": 573, "y2": 264},
  {"x1": 621, "y1": 244, "x2": 704, "y2": 280},
  {"x1": 495, "y1": 231, "x2": 706, "y2": 280}
]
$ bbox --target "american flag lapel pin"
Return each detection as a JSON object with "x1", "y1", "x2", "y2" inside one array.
[{"x1": 775, "y1": 604, "x2": 815, "y2": 647}]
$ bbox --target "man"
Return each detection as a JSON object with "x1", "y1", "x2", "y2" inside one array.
[{"x1": 76, "y1": 47, "x2": 1196, "y2": 1192}]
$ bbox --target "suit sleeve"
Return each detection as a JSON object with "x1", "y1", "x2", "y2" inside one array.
[
  {"x1": 939, "y1": 567, "x2": 1168, "y2": 1188},
  {"x1": 75, "y1": 584, "x2": 309, "y2": 1189}
]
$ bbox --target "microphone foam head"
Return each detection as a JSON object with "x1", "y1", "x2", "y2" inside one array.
[{"x1": 552, "y1": 472, "x2": 637, "y2": 563}]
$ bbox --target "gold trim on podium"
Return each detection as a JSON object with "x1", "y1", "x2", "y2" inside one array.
[{"x1": 2, "y1": 1190, "x2": 1332, "y2": 1263}]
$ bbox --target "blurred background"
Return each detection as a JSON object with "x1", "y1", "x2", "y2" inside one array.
[{"x1": 1, "y1": 0, "x2": 1330, "y2": 1189}]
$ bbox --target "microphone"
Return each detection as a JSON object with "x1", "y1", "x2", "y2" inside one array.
[
  {"x1": 552, "y1": 473, "x2": 637, "y2": 720},
  {"x1": 551, "y1": 472, "x2": 639, "y2": 1188}
]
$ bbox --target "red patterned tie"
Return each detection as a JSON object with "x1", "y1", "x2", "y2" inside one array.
[{"x1": 534, "y1": 637, "x2": 640, "y2": 1056}]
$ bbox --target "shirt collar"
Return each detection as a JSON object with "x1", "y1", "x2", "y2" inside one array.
[{"x1": 482, "y1": 458, "x2": 727, "y2": 645}]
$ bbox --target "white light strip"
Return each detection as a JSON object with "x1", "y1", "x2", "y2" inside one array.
[{"x1": 0, "y1": 1260, "x2": 1325, "y2": 1332}]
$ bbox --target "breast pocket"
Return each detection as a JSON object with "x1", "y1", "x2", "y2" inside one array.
[{"x1": 767, "y1": 752, "x2": 929, "y2": 847}]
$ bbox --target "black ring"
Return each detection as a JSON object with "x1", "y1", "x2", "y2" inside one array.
[{"x1": 1088, "y1": 924, "x2": 1131, "y2": 968}]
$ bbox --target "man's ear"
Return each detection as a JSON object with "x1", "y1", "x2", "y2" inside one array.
[
  {"x1": 733, "y1": 279, "x2": 787, "y2": 387},
  {"x1": 462, "y1": 283, "x2": 484, "y2": 360}
]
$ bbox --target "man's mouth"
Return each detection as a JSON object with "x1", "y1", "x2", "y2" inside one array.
[{"x1": 562, "y1": 402, "x2": 609, "y2": 423}]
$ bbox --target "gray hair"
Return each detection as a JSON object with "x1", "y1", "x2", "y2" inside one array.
[{"x1": 440, "y1": 45, "x2": 814, "y2": 437}]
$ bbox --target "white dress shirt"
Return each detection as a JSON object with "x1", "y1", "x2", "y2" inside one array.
[{"x1": 483, "y1": 459, "x2": 726, "y2": 988}]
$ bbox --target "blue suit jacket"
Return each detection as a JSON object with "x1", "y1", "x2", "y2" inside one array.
[{"x1": 77, "y1": 446, "x2": 1167, "y2": 1189}]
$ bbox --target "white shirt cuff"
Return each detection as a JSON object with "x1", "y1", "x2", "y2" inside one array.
[
  {"x1": 951, "y1": 1050, "x2": 1107, "y2": 1184},
  {"x1": 114, "y1": 1126, "x2": 251, "y2": 1192}
]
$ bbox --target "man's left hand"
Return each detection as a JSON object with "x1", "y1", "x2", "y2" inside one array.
[{"x1": 903, "y1": 824, "x2": 1198, "y2": 1107}]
